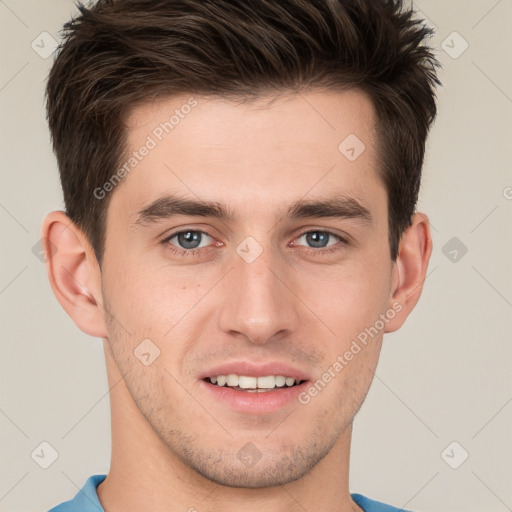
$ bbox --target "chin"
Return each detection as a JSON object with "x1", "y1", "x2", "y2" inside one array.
[
  {"x1": 193, "y1": 457, "x2": 311, "y2": 488},
  {"x1": 178, "y1": 441, "x2": 333, "y2": 489}
]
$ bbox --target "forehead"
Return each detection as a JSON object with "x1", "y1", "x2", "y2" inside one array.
[
  {"x1": 111, "y1": 88, "x2": 384, "y2": 224},
  {"x1": 126, "y1": 88, "x2": 376, "y2": 152}
]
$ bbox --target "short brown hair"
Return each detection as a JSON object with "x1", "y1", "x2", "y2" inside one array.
[{"x1": 46, "y1": 0, "x2": 441, "y2": 265}]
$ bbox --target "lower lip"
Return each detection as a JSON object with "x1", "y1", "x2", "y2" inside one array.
[{"x1": 199, "y1": 379, "x2": 309, "y2": 414}]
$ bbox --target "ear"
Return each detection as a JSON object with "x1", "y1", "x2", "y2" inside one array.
[
  {"x1": 40, "y1": 210, "x2": 108, "y2": 338},
  {"x1": 384, "y1": 212, "x2": 432, "y2": 333}
]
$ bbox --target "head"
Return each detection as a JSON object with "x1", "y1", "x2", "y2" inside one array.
[{"x1": 43, "y1": 0, "x2": 440, "y2": 489}]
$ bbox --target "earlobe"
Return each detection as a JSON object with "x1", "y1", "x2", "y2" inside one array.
[
  {"x1": 41, "y1": 211, "x2": 108, "y2": 338},
  {"x1": 384, "y1": 212, "x2": 433, "y2": 333}
]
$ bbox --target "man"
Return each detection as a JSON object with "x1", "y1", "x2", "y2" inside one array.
[{"x1": 42, "y1": 0, "x2": 440, "y2": 510}]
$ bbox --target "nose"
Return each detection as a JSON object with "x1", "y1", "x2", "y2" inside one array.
[{"x1": 218, "y1": 245, "x2": 300, "y2": 345}]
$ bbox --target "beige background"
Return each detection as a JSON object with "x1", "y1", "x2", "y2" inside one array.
[{"x1": 1, "y1": 1, "x2": 511, "y2": 511}]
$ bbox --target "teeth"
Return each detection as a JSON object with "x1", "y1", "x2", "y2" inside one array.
[
  {"x1": 257, "y1": 375, "x2": 277, "y2": 389},
  {"x1": 238, "y1": 376, "x2": 257, "y2": 389},
  {"x1": 207, "y1": 374, "x2": 303, "y2": 389},
  {"x1": 275, "y1": 375, "x2": 286, "y2": 387},
  {"x1": 226, "y1": 374, "x2": 238, "y2": 386}
]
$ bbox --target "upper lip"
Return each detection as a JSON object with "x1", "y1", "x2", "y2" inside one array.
[{"x1": 199, "y1": 361, "x2": 310, "y2": 381}]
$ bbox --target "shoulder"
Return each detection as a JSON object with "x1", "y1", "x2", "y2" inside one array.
[
  {"x1": 47, "y1": 474, "x2": 106, "y2": 512},
  {"x1": 351, "y1": 492, "x2": 413, "y2": 512}
]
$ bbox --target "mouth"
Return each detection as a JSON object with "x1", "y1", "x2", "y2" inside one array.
[
  {"x1": 203, "y1": 374, "x2": 307, "y2": 392},
  {"x1": 199, "y1": 363, "x2": 311, "y2": 414}
]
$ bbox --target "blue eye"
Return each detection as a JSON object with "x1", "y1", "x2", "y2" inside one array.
[
  {"x1": 161, "y1": 228, "x2": 348, "y2": 259},
  {"x1": 164, "y1": 230, "x2": 214, "y2": 254},
  {"x1": 296, "y1": 230, "x2": 339, "y2": 249}
]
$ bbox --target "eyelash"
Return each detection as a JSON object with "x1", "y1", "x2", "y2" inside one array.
[{"x1": 161, "y1": 229, "x2": 349, "y2": 258}]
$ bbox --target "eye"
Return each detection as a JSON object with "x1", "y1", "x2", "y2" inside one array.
[
  {"x1": 161, "y1": 228, "x2": 348, "y2": 260},
  {"x1": 294, "y1": 230, "x2": 344, "y2": 249},
  {"x1": 165, "y1": 230, "x2": 214, "y2": 251}
]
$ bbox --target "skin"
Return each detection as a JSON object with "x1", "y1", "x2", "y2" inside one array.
[{"x1": 42, "y1": 88, "x2": 432, "y2": 512}]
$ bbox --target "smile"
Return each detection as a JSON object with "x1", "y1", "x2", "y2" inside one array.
[{"x1": 205, "y1": 374, "x2": 306, "y2": 392}]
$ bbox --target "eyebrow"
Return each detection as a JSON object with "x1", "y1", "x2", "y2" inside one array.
[{"x1": 132, "y1": 193, "x2": 373, "y2": 226}]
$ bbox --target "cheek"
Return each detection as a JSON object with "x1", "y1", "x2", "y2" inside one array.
[
  {"x1": 103, "y1": 241, "x2": 230, "y2": 372},
  {"x1": 303, "y1": 256, "x2": 391, "y2": 336},
  {"x1": 107, "y1": 259, "x2": 183, "y2": 314}
]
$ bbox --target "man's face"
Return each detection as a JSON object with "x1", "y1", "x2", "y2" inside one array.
[{"x1": 100, "y1": 89, "x2": 395, "y2": 487}]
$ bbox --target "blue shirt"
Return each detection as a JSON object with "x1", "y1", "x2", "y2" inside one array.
[{"x1": 48, "y1": 474, "x2": 412, "y2": 512}]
